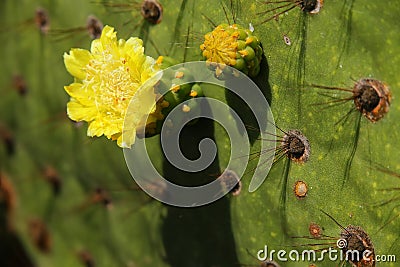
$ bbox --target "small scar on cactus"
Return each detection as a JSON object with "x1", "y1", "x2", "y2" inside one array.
[
  {"x1": 293, "y1": 180, "x2": 308, "y2": 199},
  {"x1": 12, "y1": 74, "x2": 28, "y2": 96},
  {"x1": 0, "y1": 123, "x2": 15, "y2": 156},
  {"x1": 28, "y1": 218, "x2": 52, "y2": 254},
  {"x1": 41, "y1": 165, "x2": 62, "y2": 196},
  {"x1": 309, "y1": 222, "x2": 323, "y2": 238}
]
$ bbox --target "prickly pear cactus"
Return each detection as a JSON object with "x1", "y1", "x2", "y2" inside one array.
[{"x1": 0, "y1": 1, "x2": 399, "y2": 267}]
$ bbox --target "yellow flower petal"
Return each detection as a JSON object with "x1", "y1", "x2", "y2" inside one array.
[
  {"x1": 102, "y1": 118, "x2": 121, "y2": 137},
  {"x1": 90, "y1": 38, "x2": 102, "y2": 54},
  {"x1": 64, "y1": 84, "x2": 93, "y2": 106},
  {"x1": 63, "y1": 49, "x2": 92, "y2": 80},
  {"x1": 87, "y1": 120, "x2": 105, "y2": 137},
  {"x1": 67, "y1": 100, "x2": 97, "y2": 122},
  {"x1": 125, "y1": 37, "x2": 144, "y2": 52},
  {"x1": 90, "y1": 25, "x2": 117, "y2": 54},
  {"x1": 122, "y1": 71, "x2": 162, "y2": 147}
]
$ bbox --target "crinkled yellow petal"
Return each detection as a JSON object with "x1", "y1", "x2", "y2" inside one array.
[
  {"x1": 67, "y1": 100, "x2": 97, "y2": 122},
  {"x1": 64, "y1": 83, "x2": 93, "y2": 106},
  {"x1": 123, "y1": 38, "x2": 157, "y2": 86},
  {"x1": 120, "y1": 130, "x2": 135, "y2": 148},
  {"x1": 63, "y1": 49, "x2": 92, "y2": 80},
  {"x1": 90, "y1": 38, "x2": 102, "y2": 55},
  {"x1": 87, "y1": 120, "x2": 106, "y2": 137},
  {"x1": 101, "y1": 118, "x2": 122, "y2": 138},
  {"x1": 122, "y1": 71, "x2": 162, "y2": 148},
  {"x1": 122, "y1": 110, "x2": 140, "y2": 148},
  {"x1": 124, "y1": 37, "x2": 144, "y2": 53},
  {"x1": 91, "y1": 25, "x2": 117, "y2": 55}
]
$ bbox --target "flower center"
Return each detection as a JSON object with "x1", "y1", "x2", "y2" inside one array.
[{"x1": 86, "y1": 53, "x2": 138, "y2": 118}]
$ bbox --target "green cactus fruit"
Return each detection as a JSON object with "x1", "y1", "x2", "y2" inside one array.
[{"x1": 150, "y1": 57, "x2": 204, "y2": 135}]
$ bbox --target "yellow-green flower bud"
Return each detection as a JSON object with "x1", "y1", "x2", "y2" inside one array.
[{"x1": 200, "y1": 23, "x2": 263, "y2": 78}]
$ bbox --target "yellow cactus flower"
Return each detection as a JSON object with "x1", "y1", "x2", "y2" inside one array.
[{"x1": 63, "y1": 25, "x2": 161, "y2": 148}]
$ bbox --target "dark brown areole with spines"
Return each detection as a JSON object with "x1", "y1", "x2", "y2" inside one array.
[
  {"x1": 35, "y1": 7, "x2": 50, "y2": 34},
  {"x1": 86, "y1": 15, "x2": 103, "y2": 39},
  {"x1": 281, "y1": 130, "x2": 310, "y2": 163},
  {"x1": 141, "y1": 0, "x2": 163, "y2": 24},
  {"x1": 352, "y1": 78, "x2": 391, "y2": 123},
  {"x1": 340, "y1": 225, "x2": 375, "y2": 267},
  {"x1": 258, "y1": 0, "x2": 323, "y2": 24},
  {"x1": 301, "y1": 0, "x2": 323, "y2": 13}
]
